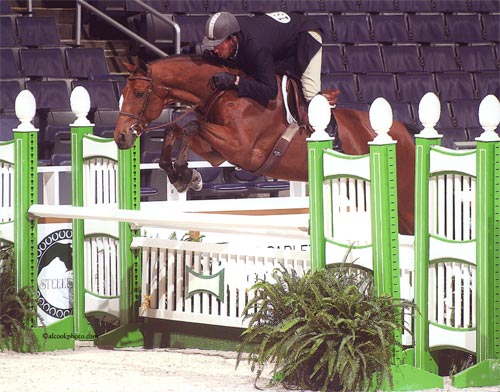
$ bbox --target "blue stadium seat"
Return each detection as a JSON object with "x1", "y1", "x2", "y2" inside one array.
[
  {"x1": 0, "y1": 48, "x2": 21, "y2": 78},
  {"x1": 435, "y1": 72, "x2": 477, "y2": 101},
  {"x1": 167, "y1": 0, "x2": 208, "y2": 13},
  {"x1": 322, "y1": 73, "x2": 359, "y2": 103},
  {"x1": 66, "y1": 48, "x2": 112, "y2": 80},
  {"x1": 397, "y1": 72, "x2": 436, "y2": 102},
  {"x1": 321, "y1": 45, "x2": 345, "y2": 73},
  {"x1": 445, "y1": 14, "x2": 485, "y2": 44},
  {"x1": 420, "y1": 45, "x2": 460, "y2": 72},
  {"x1": 0, "y1": 114, "x2": 19, "y2": 141},
  {"x1": 469, "y1": 0, "x2": 500, "y2": 12},
  {"x1": 432, "y1": 0, "x2": 470, "y2": 12},
  {"x1": 323, "y1": 0, "x2": 359, "y2": 12},
  {"x1": 474, "y1": 71, "x2": 500, "y2": 99},
  {"x1": 16, "y1": 16, "x2": 63, "y2": 47},
  {"x1": 456, "y1": 44, "x2": 498, "y2": 72},
  {"x1": 72, "y1": 80, "x2": 120, "y2": 111},
  {"x1": 408, "y1": 14, "x2": 447, "y2": 44},
  {"x1": 314, "y1": 14, "x2": 334, "y2": 44},
  {"x1": 0, "y1": 80, "x2": 22, "y2": 114},
  {"x1": 387, "y1": 101, "x2": 415, "y2": 126},
  {"x1": 26, "y1": 80, "x2": 71, "y2": 112},
  {"x1": 332, "y1": 14, "x2": 372, "y2": 44},
  {"x1": 359, "y1": 0, "x2": 397, "y2": 13},
  {"x1": 125, "y1": 0, "x2": 167, "y2": 14},
  {"x1": 0, "y1": 16, "x2": 18, "y2": 47},
  {"x1": 397, "y1": 0, "x2": 434, "y2": 12},
  {"x1": 231, "y1": 169, "x2": 289, "y2": 196},
  {"x1": 370, "y1": 14, "x2": 410, "y2": 44},
  {"x1": 173, "y1": 15, "x2": 206, "y2": 44},
  {"x1": 208, "y1": 0, "x2": 246, "y2": 12},
  {"x1": 482, "y1": 14, "x2": 500, "y2": 43},
  {"x1": 358, "y1": 73, "x2": 398, "y2": 103},
  {"x1": 450, "y1": 101, "x2": 482, "y2": 129},
  {"x1": 244, "y1": 0, "x2": 283, "y2": 13},
  {"x1": 0, "y1": 1, "x2": 14, "y2": 15},
  {"x1": 283, "y1": 0, "x2": 323, "y2": 12},
  {"x1": 129, "y1": 12, "x2": 175, "y2": 51},
  {"x1": 344, "y1": 45, "x2": 384, "y2": 73},
  {"x1": 382, "y1": 44, "x2": 423, "y2": 73},
  {"x1": 19, "y1": 48, "x2": 69, "y2": 79},
  {"x1": 439, "y1": 128, "x2": 468, "y2": 149}
]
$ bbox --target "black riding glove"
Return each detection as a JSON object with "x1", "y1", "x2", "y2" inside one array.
[{"x1": 211, "y1": 72, "x2": 237, "y2": 90}]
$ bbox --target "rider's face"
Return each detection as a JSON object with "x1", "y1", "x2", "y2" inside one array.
[{"x1": 212, "y1": 36, "x2": 237, "y2": 60}]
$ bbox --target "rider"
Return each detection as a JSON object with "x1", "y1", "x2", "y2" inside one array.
[{"x1": 202, "y1": 11, "x2": 338, "y2": 140}]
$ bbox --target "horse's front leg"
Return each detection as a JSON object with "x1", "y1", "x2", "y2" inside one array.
[{"x1": 159, "y1": 121, "x2": 202, "y2": 193}]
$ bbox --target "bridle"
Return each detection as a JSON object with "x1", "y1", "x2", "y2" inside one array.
[{"x1": 118, "y1": 73, "x2": 166, "y2": 137}]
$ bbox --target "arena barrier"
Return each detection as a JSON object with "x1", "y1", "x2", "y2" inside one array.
[
  {"x1": 1, "y1": 88, "x2": 499, "y2": 389},
  {"x1": 307, "y1": 92, "x2": 500, "y2": 389}
]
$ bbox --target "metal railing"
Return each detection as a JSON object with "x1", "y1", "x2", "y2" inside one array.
[{"x1": 75, "y1": 0, "x2": 181, "y2": 57}]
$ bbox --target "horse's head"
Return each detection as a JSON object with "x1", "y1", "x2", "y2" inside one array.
[{"x1": 114, "y1": 62, "x2": 166, "y2": 149}]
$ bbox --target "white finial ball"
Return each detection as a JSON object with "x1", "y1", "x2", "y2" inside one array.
[
  {"x1": 418, "y1": 92, "x2": 440, "y2": 127},
  {"x1": 15, "y1": 90, "x2": 36, "y2": 123},
  {"x1": 477, "y1": 94, "x2": 500, "y2": 142},
  {"x1": 308, "y1": 94, "x2": 331, "y2": 130},
  {"x1": 370, "y1": 97, "x2": 393, "y2": 131},
  {"x1": 70, "y1": 86, "x2": 91, "y2": 126}
]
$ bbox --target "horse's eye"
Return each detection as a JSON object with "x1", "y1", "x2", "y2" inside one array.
[{"x1": 136, "y1": 92, "x2": 145, "y2": 99}]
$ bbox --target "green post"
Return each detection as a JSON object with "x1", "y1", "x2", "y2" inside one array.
[
  {"x1": 70, "y1": 123, "x2": 93, "y2": 336},
  {"x1": 306, "y1": 94, "x2": 335, "y2": 272},
  {"x1": 452, "y1": 95, "x2": 500, "y2": 387},
  {"x1": 13, "y1": 92, "x2": 38, "y2": 329}
]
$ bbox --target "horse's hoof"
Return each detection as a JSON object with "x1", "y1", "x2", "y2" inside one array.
[
  {"x1": 174, "y1": 181, "x2": 189, "y2": 193},
  {"x1": 189, "y1": 169, "x2": 203, "y2": 191}
]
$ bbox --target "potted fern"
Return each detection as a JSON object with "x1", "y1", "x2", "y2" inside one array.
[
  {"x1": 237, "y1": 263, "x2": 411, "y2": 392},
  {"x1": 0, "y1": 245, "x2": 42, "y2": 352}
]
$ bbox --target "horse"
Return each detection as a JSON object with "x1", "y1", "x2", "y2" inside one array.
[{"x1": 114, "y1": 55, "x2": 416, "y2": 235}]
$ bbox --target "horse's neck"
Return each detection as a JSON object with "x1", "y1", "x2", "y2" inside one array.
[{"x1": 155, "y1": 59, "x2": 223, "y2": 104}]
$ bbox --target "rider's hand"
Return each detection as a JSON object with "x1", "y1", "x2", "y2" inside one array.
[{"x1": 211, "y1": 72, "x2": 237, "y2": 90}]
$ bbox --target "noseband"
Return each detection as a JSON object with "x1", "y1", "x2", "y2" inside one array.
[{"x1": 119, "y1": 74, "x2": 163, "y2": 137}]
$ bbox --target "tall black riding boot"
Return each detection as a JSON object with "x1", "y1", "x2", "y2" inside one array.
[{"x1": 325, "y1": 114, "x2": 342, "y2": 152}]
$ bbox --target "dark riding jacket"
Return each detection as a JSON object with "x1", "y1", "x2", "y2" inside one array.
[{"x1": 233, "y1": 12, "x2": 322, "y2": 103}]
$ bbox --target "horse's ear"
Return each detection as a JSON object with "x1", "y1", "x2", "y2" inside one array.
[
  {"x1": 138, "y1": 59, "x2": 148, "y2": 73},
  {"x1": 121, "y1": 61, "x2": 137, "y2": 73}
]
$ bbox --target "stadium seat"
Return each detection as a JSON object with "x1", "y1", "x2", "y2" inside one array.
[
  {"x1": 450, "y1": 101, "x2": 482, "y2": 129},
  {"x1": 359, "y1": 0, "x2": 397, "y2": 12},
  {"x1": 456, "y1": 44, "x2": 498, "y2": 72},
  {"x1": 435, "y1": 72, "x2": 477, "y2": 101},
  {"x1": 0, "y1": 16, "x2": 18, "y2": 47},
  {"x1": 469, "y1": 0, "x2": 500, "y2": 12},
  {"x1": 420, "y1": 45, "x2": 460, "y2": 72},
  {"x1": 19, "y1": 48, "x2": 69, "y2": 79},
  {"x1": 397, "y1": 0, "x2": 434, "y2": 12},
  {"x1": 124, "y1": 0, "x2": 167, "y2": 14},
  {"x1": 230, "y1": 169, "x2": 290, "y2": 197},
  {"x1": 314, "y1": 14, "x2": 334, "y2": 44},
  {"x1": 323, "y1": 0, "x2": 359, "y2": 12},
  {"x1": 208, "y1": 0, "x2": 246, "y2": 12},
  {"x1": 0, "y1": 114, "x2": 19, "y2": 141},
  {"x1": 0, "y1": 1, "x2": 14, "y2": 15},
  {"x1": 16, "y1": 16, "x2": 63, "y2": 47},
  {"x1": 129, "y1": 12, "x2": 175, "y2": 51},
  {"x1": 445, "y1": 14, "x2": 485, "y2": 44},
  {"x1": 382, "y1": 45, "x2": 423, "y2": 73},
  {"x1": 322, "y1": 45, "x2": 345, "y2": 73},
  {"x1": 358, "y1": 73, "x2": 398, "y2": 103},
  {"x1": 244, "y1": 0, "x2": 283, "y2": 13},
  {"x1": 397, "y1": 73, "x2": 436, "y2": 102},
  {"x1": 322, "y1": 73, "x2": 359, "y2": 103},
  {"x1": 0, "y1": 48, "x2": 21, "y2": 78},
  {"x1": 440, "y1": 128, "x2": 468, "y2": 149},
  {"x1": 344, "y1": 45, "x2": 384, "y2": 73},
  {"x1": 332, "y1": 14, "x2": 372, "y2": 44},
  {"x1": 482, "y1": 14, "x2": 500, "y2": 43},
  {"x1": 387, "y1": 101, "x2": 415, "y2": 126},
  {"x1": 432, "y1": 0, "x2": 470, "y2": 12},
  {"x1": 66, "y1": 48, "x2": 113, "y2": 80},
  {"x1": 72, "y1": 80, "x2": 120, "y2": 111},
  {"x1": 408, "y1": 14, "x2": 447, "y2": 44},
  {"x1": 283, "y1": 0, "x2": 323, "y2": 12},
  {"x1": 167, "y1": 0, "x2": 209, "y2": 13},
  {"x1": 0, "y1": 80, "x2": 23, "y2": 114},
  {"x1": 370, "y1": 14, "x2": 410, "y2": 44},
  {"x1": 473, "y1": 71, "x2": 500, "y2": 100},
  {"x1": 173, "y1": 15, "x2": 206, "y2": 45}
]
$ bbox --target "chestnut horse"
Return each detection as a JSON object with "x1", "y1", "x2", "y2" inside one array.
[{"x1": 114, "y1": 55, "x2": 415, "y2": 234}]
